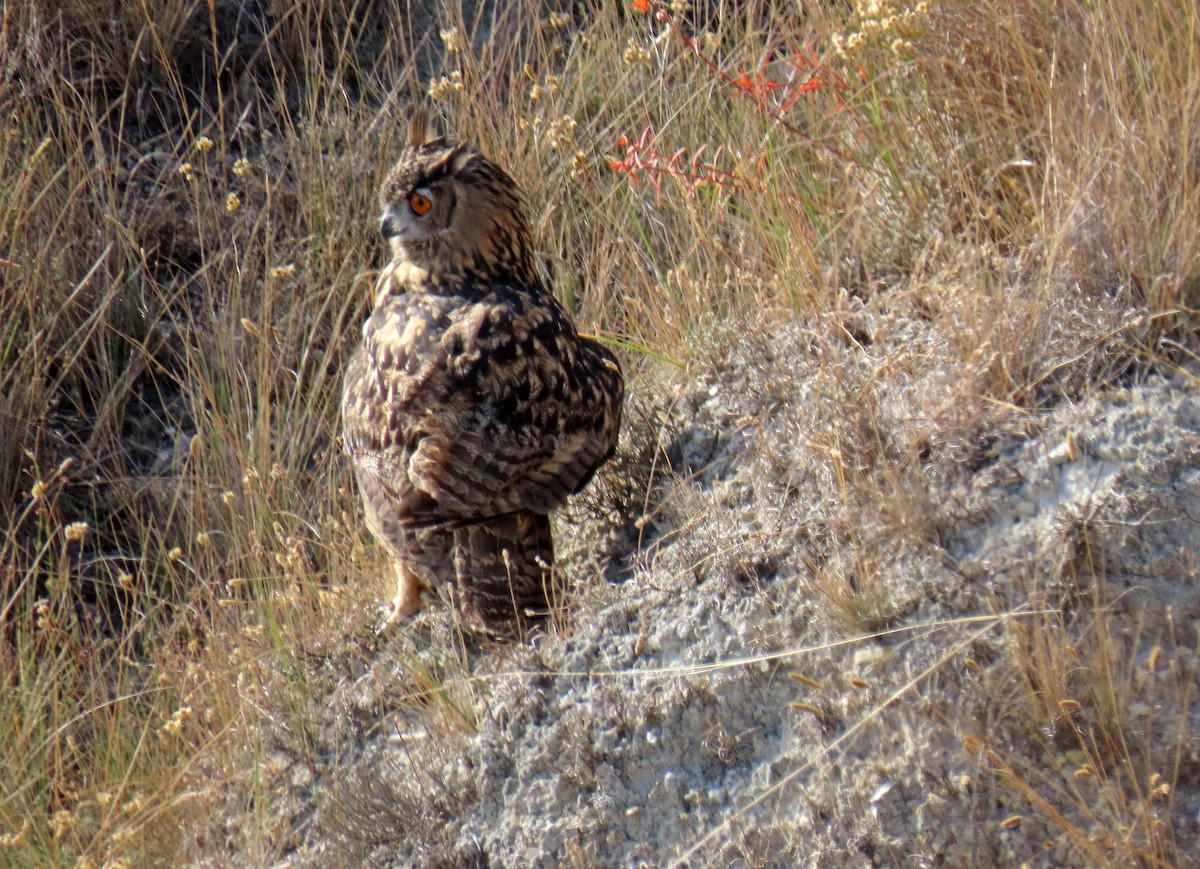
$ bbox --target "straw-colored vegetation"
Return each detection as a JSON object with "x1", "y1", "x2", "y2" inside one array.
[{"x1": 2, "y1": 0, "x2": 1197, "y2": 865}]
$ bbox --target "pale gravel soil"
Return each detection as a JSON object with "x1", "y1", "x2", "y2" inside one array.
[{"x1": 210, "y1": 305, "x2": 1200, "y2": 868}]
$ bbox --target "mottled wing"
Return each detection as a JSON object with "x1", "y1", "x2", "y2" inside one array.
[{"x1": 404, "y1": 286, "x2": 624, "y2": 523}]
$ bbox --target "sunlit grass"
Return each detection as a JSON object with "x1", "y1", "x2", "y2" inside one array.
[{"x1": 1, "y1": 0, "x2": 1197, "y2": 864}]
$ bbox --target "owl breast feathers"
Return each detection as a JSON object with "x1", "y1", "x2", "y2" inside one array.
[{"x1": 341, "y1": 111, "x2": 624, "y2": 638}]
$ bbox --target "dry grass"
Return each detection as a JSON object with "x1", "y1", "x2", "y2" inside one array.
[{"x1": 1, "y1": 0, "x2": 1198, "y2": 865}]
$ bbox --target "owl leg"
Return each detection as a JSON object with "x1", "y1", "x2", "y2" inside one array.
[
  {"x1": 380, "y1": 559, "x2": 429, "y2": 630},
  {"x1": 377, "y1": 525, "x2": 454, "y2": 633}
]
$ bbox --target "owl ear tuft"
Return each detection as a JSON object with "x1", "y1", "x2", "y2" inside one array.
[{"x1": 407, "y1": 105, "x2": 436, "y2": 148}]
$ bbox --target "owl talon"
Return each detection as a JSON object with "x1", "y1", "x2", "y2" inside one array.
[
  {"x1": 374, "y1": 589, "x2": 417, "y2": 637},
  {"x1": 378, "y1": 602, "x2": 411, "y2": 634}
]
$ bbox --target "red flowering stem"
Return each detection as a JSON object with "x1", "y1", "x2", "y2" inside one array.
[{"x1": 631, "y1": 0, "x2": 859, "y2": 164}]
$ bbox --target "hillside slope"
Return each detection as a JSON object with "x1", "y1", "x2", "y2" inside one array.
[{"x1": 235, "y1": 315, "x2": 1200, "y2": 868}]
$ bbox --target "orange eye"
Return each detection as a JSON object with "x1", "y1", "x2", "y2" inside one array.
[{"x1": 409, "y1": 190, "x2": 433, "y2": 215}]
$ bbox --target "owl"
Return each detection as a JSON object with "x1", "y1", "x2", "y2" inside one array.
[{"x1": 341, "y1": 110, "x2": 624, "y2": 639}]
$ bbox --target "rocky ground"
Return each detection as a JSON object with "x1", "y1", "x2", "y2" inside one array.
[{"x1": 196, "y1": 303, "x2": 1200, "y2": 868}]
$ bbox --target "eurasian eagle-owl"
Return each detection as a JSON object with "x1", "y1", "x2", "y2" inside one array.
[{"x1": 341, "y1": 111, "x2": 624, "y2": 638}]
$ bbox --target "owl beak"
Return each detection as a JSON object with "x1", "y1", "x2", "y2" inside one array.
[{"x1": 380, "y1": 212, "x2": 399, "y2": 239}]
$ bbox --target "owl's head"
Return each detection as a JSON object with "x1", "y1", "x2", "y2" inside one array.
[{"x1": 378, "y1": 109, "x2": 537, "y2": 290}]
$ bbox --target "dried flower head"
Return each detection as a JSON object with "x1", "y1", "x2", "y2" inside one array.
[
  {"x1": 49, "y1": 810, "x2": 78, "y2": 839},
  {"x1": 121, "y1": 794, "x2": 145, "y2": 815},
  {"x1": 439, "y1": 27, "x2": 462, "y2": 52},
  {"x1": 64, "y1": 521, "x2": 89, "y2": 542},
  {"x1": 0, "y1": 818, "x2": 30, "y2": 846},
  {"x1": 624, "y1": 38, "x2": 652, "y2": 66},
  {"x1": 162, "y1": 706, "x2": 193, "y2": 735},
  {"x1": 544, "y1": 115, "x2": 577, "y2": 150},
  {"x1": 428, "y1": 70, "x2": 464, "y2": 101}
]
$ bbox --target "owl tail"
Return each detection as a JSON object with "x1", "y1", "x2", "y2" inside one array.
[{"x1": 454, "y1": 511, "x2": 554, "y2": 638}]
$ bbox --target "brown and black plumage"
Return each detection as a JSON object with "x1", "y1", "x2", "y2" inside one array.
[{"x1": 341, "y1": 111, "x2": 624, "y2": 638}]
